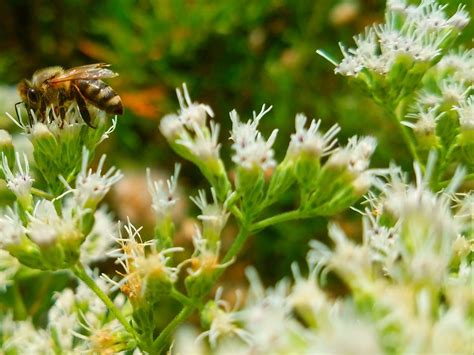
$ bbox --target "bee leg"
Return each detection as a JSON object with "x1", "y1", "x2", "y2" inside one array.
[
  {"x1": 38, "y1": 99, "x2": 48, "y2": 124},
  {"x1": 14, "y1": 102, "x2": 30, "y2": 127},
  {"x1": 58, "y1": 89, "x2": 68, "y2": 128},
  {"x1": 72, "y1": 84, "x2": 96, "y2": 128}
]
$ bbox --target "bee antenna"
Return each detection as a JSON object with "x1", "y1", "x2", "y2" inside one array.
[{"x1": 14, "y1": 102, "x2": 25, "y2": 127}]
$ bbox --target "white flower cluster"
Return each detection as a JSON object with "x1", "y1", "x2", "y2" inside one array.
[
  {"x1": 160, "y1": 84, "x2": 220, "y2": 161},
  {"x1": 336, "y1": 0, "x2": 470, "y2": 76},
  {"x1": 1, "y1": 152, "x2": 34, "y2": 207},
  {"x1": 287, "y1": 113, "x2": 340, "y2": 158},
  {"x1": 229, "y1": 105, "x2": 278, "y2": 171},
  {"x1": 177, "y1": 163, "x2": 472, "y2": 354},
  {"x1": 146, "y1": 163, "x2": 180, "y2": 220},
  {"x1": 402, "y1": 47, "x2": 473, "y2": 151},
  {"x1": 59, "y1": 148, "x2": 123, "y2": 210},
  {"x1": 103, "y1": 220, "x2": 182, "y2": 300},
  {"x1": 1, "y1": 272, "x2": 130, "y2": 354}
]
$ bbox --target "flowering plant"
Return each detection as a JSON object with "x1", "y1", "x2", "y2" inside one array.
[{"x1": 1, "y1": 0, "x2": 472, "y2": 353}]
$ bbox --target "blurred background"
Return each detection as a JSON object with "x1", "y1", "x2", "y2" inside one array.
[{"x1": 0, "y1": 0, "x2": 470, "y2": 298}]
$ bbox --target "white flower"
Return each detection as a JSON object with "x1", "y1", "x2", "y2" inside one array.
[
  {"x1": 160, "y1": 113, "x2": 186, "y2": 140},
  {"x1": 363, "y1": 212, "x2": 400, "y2": 270},
  {"x1": 327, "y1": 136, "x2": 377, "y2": 175},
  {"x1": 174, "y1": 326, "x2": 206, "y2": 355},
  {"x1": 335, "y1": 0, "x2": 466, "y2": 77},
  {"x1": 236, "y1": 268, "x2": 303, "y2": 352},
  {"x1": 80, "y1": 207, "x2": 118, "y2": 264},
  {"x1": 0, "y1": 207, "x2": 25, "y2": 247},
  {"x1": 73, "y1": 318, "x2": 126, "y2": 353},
  {"x1": 335, "y1": 45, "x2": 364, "y2": 75},
  {"x1": 104, "y1": 220, "x2": 181, "y2": 298},
  {"x1": 387, "y1": 0, "x2": 407, "y2": 13},
  {"x1": 61, "y1": 148, "x2": 123, "y2": 208},
  {"x1": 414, "y1": 1, "x2": 450, "y2": 31},
  {"x1": 325, "y1": 223, "x2": 373, "y2": 286},
  {"x1": 0, "y1": 250, "x2": 20, "y2": 291},
  {"x1": 403, "y1": 105, "x2": 443, "y2": 135},
  {"x1": 27, "y1": 200, "x2": 80, "y2": 246},
  {"x1": 437, "y1": 49, "x2": 474, "y2": 83},
  {"x1": 230, "y1": 105, "x2": 278, "y2": 171},
  {"x1": 0, "y1": 129, "x2": 13, "y2": 146},
  {"x1": 48, "y1": 289, "x2": 77, "y2": 351},
  {"x1": 288, "y1": 114, "x2": 340, "y2": 158},
  {"x1": 381, "y1": 160, "x2": 462, "y2": 243},
  {"x1": 176, "y1": 121, "x2": 221, "y2": 160},
  {"x1": 1, "y1": 152, "x2": 34, "y2": 203},
  {"x1": 2, "y1": 315, "x2": 53, "y2": 354},
  {"x1": 184, "y1": 226, "x2": 233, "y2": 278},
  {"x1": 453, "y1": 96, "x2": 474, "y2": 130},
  {"x1": 190, "y1": 188, "x2": 230, "y2": 239},
  {"x1": 439, "y1": 79, "x2": 470, "y2": 103},
  {"x1": 176, "y1": 83, "x2": 214, "y2": 128},
  {"x1": 447, "y1": 5, "x2": 470, "y2": 30},
  {"x1": 146, "y1": 163, "x2": 180, "y2": 219},
  {"x1": 288, "y1": 263, "x2": 330, "y2": 326},
  {"x1": 308, "y1": 313, "x2": 383, "y2": 355},
  {"x1": 196, "y1": 287, "x2": 252, "y2": 348}
]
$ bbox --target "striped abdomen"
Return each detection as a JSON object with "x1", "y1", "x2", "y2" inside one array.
[{"x1": 76, "y1": 79, "x2": 123, "y2": 115}]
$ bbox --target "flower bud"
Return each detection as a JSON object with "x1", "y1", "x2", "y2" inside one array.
[
  {"x1": 0, "y1": 130, "x2": 14, "y2": 174},
  {"x1": 1, "y1": 153, "x2": 34, "y2": 211},
  {"x1": 265, "y1": 159, "x2": 295, "y2": 206},
  {"x1": 138, "y1": 250, "x2": 180, "y2": 303},
  {"x1": 191, "y1": 189, "x2": 229, "y2": 251}
]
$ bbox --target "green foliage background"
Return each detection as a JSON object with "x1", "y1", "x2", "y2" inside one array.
[{"x1": 0, "y1": 0, "x2": 470, "y2": 285}]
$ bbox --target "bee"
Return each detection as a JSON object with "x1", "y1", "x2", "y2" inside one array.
[{"x1": 18, "y1": 63, "x2": 123, "y2": 127}]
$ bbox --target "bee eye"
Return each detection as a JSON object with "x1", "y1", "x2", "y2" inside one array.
[{"x1": 27, "y1": 88, "x2": 38, "y2": 104}]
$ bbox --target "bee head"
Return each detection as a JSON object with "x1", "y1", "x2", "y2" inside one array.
[{"x1": 17, "y1": 79, "x2": 40, "y2": 109}]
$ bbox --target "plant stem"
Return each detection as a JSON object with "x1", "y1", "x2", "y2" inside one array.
[
  {"x1": 399, "y1": 122, "x2": 422, "y2": 166},
  {"x1": 31, "y1": 187, "x2": 54, "y2": 200},
  {"x1": 72, "y1": 263, "x2": 136, "y2": 338},
  {"x1": 152, "y1": 305, "x2": 196, "y2": 353},
  {"x1": 229, "y1": 205, "x2": 244, "y2": 223},
  {"x1": 250, "y1": 210, "x2": 306, "y2": 232},
  {"x1": 389, "y1": 100, "x2": 424, "y2": 169},
  {"x1": 152, "y1": 227, "x2": 251, "y2": 352},
  {"x1": 221, "y1": 225, "x2": 250, "y2": 264},
  {"x1": 12, "y1": 283, "x2": 28, "y2": 320},
  {"x1": 171, "y1": 288, "x2": 193, "y2": 306}
]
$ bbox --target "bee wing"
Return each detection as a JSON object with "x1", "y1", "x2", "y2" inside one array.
[{"x1": 48, "y1": 63, "x2": 118, "y2": 83}]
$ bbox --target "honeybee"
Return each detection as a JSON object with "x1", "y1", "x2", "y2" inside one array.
[{"x1": 18, "y1": 63, "x2": 123, "y2": 127}]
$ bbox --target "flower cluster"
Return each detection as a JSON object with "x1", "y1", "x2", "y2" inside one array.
[
  {"x1": 401, "y1": 48, "x2": 473, "y2": 168},
  {"x1": 180, "y1": 163, "x2": 472, "y2": 354},
  {"x1": 332, "y1": 0, "x2": 470, "y2": 104},
  {"x1": 0, "y1": 102, "x2": 121, "y2": 272},
  {"x1": 162, "y1": 86, "x2": 378, "y2": 221},
  {"x1": 6, "y1": 105, "x2": 117, "y2": 194},
  {"x1": 1, "y1": 272, "x2": 132, "y2": 354},
  {"x1": 0, "y1": 0, "x2": 471, "y2": 353}
]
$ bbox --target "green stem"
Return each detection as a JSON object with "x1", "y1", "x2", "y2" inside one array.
[
  {"x1": 390, "y1": 100, "x2": 423, "y2": 169},
  {"x1": 221, "y1": 226, "x2": 250, "y2": 264},
  {"x1": 72, "y1": 263, "x2": 136, "y2": 338},
  {"x1": 438, "y1": 173, "x2": 474, "y2": 188},
  {"x1": 399, "y1": 123, "x2": 422, "y2": 167},
  {"x1": 170, "y1": 288, "x2": 193, "y2": 306},
  {"x1": 250, "y1": 210, "x2": 307, "y2": 232},
  {"x1": 152, "y1": 305, "x2": 195, "y2": 353},
  {"x1": 31, "y1": 187, "x2": 54, "y2": 200},
  {"x1": 12, "y1": 283, "x2": 28, "y2": 320},
  {"x1": 151, "y1": 227, "x2": 251, "y2": 352},
  {"x1": 229, "y1": 205, "x2": 244, "y2": 223}
]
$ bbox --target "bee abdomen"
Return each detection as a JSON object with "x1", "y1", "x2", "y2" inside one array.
[{"x1": 77, "y1": 79, "x2": 123, "y2": 115}]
